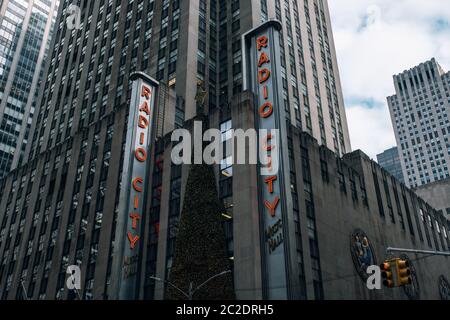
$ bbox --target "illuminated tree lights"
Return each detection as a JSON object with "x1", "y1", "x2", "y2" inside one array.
[{"x1": 165, "y1": 163, "x2": 235, "y2": 300}]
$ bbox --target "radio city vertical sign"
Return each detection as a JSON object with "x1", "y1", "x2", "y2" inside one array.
[
  {"x1": 243, "y1": 20, "x2": 291, "y2": 299},
  {"x1": 112, "y1": 72, "x2": 158, "y2": 299}
]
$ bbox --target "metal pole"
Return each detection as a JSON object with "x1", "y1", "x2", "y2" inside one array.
[
  {"x1": 150, "y1": 270, "x2": 231, "y2": 300},
  {"x1": 74, "y1": 288, "x2": 82, "y2": 300},
  {"x1": 188, "y1": 282, "x2": 193, "y2": 300},
  {"x1": 20, "y1": 280, "x2": 29, "y2": 300},
  {"x1": 149, "y1": 276, "x2": 190, "y2": 299},
  {"x1": 387, "y1": 247, "x2": 450, "y2": 257},
  {"x1": 192, "y1": 270, "x2": 232, "y2": 296}
]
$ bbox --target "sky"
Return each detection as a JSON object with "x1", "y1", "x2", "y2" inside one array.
[{"x1": 328, "y1": 0, "x2": 450, "y2": 159}]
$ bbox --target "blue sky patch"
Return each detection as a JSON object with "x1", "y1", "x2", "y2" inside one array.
[
  {"x1": 432, "y1": 18, "x2": 450, "y2": 32},
  {"x1": 346, "y1": 96, "x2": 384, "y2": 109}
]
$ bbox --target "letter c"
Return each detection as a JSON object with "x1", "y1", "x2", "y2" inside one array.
[{"x1": 132, "y1": 177, "x2": 144, "y2": 192}]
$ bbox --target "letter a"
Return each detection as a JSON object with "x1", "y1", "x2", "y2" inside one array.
[
  {"x1": 366, "y1": 265, "x2": 381, "y2": 290},
  {"x1": 140, "y1": 101, "x2": 150, "y2": 115},
  {"x1": 258, "y1": 52, "x2": 270, "y2": 67}
]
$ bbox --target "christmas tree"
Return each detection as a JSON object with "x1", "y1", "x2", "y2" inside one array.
[
  {"x1": 166, "y1": 85, "x2": 234, "y2": 300},
  {"x1": 165, "y1": 163, "x2": 235, "y2": 300}
]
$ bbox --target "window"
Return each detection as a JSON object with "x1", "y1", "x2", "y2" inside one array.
[
  {"x1": 220, "y1": 157, "x2": 233, "y2": 178},
  {"x1": 220, "y1": 120, "x2": 233, "y2": 177},
  {"x1": 320, "y1": 160, "x2": 329, "y2": 183},
  {"x1": 372, "y1": 169, "x2": 384, "y2": 217}
]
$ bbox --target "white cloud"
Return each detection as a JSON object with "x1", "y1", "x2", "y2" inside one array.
[
  {"x1": 328, "y1": 0, "x2": 450, "y2": 158},
  {"x1": 346, "y1": 104, "x2": 396, "y2": 161}
]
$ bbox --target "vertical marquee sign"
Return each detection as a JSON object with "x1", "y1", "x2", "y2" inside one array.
[
  {"x1": 112, "y1": 72, "x2": 158, "y2": 299},
  {"x1": 243, "y1": 20, "x2": 291, "y2": 299}
]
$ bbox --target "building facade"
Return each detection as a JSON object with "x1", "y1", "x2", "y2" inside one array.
[
  {"x1": 377, "y1": 147, "x2": 405, "y2": 183},
  {"x1": 0, "y1": 86, "x2": 449, "y2": 299},
  {"x1": 387, "y1": 58, "x2": 450, "y2": 188},
  {"x1": 414, "y1": 177, "x2": 450, "y2": 220},
  {"x1": 3, "y1": 0, "x2": 447, "y2": 302},
  {"x1": 0, "y1": 0, "x2": 351, "y2": 299},
  {"x1": 118, "y1": 0, "x2": 351, "y2": 154},
  {"x1": 146, "y1": 92, "x2": 450, "y2": 300},
  {"x1": 0, "y1": 0, "x2": 59, "y2": 178}
]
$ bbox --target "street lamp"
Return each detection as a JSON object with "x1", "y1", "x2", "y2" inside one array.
[{"x1": 150, "y1": 270, "x2": 232, "y2": 300}]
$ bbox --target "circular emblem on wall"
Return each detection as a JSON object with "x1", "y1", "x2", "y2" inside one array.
[
  {"x1": 350, "y1": 229, "x2": 377, "y2": 281},
  {"x1": 400, "y1": 254, "x2": 420, "y2": 300},
  {"x1": 439, "y1": 275, "x2": 450, "y2": 300}
]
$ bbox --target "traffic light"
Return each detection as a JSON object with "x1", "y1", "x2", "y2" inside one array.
[
  {"x1": 396, "y1": 259, "x2": 412, "y2": 286},
  {"x1": 380, "y1": 261, "x2": 395, "y2": 288}
]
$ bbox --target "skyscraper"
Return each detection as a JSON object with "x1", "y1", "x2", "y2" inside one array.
[
  {"x1": 0, "y1": 0, "x2": 59, "y2": 178},
  {"x1": 146, "y1": 0, "x2": 351, "y2": 155},
  {"x1": 387, "y1": 58, "x2": 450, "y2": 188},
  {"x1": 377, "y1": 147, "x2": 405, "y2": 183},
  {"x1": 0, "y1": 0, "x2": 352, "y2": 300},
  {"x1": 22, "y1": 0, "x2": 351, "y2": 163}
]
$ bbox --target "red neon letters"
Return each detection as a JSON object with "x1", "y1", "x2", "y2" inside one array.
[
  {"x1": 127, "y1": 84, "x2": 152, "y2": 250},
  {"x1": 257, "y1": 34, "x2": 282, "y2": 247}
]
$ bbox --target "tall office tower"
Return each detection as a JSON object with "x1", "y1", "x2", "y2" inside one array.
[
  {"x1": 143, "y1": 0, "x2": 352, "y2": 300},
  {"x1": 0, "y1": 0, "x2": 59, "y2": 178},
  {"x1": 146, "y1": 0, "x2": 351, "y2": 155},
  {"x1": 377, "y1": 147, "x2": 405, "y2": 183},
  {"x1": 0, "y1": 0, "x2": 183, "y2": 300},
  {"x1": 387, "y1": 58, "x2": 450, "y2": 188},
  {"x1": 215, "y1": 0, "x2": 351, "y2": 156},
  {"x1": 0, "y1": 0, "x2": 351, "y2": 300}
]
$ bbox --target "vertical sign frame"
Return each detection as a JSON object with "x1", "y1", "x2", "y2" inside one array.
[
  {"x1": 111, "y1": 72, "x2": 158, "y2": 299},
  {"x1": 242, "y1": 20, "x2": 293, "y2": 299}
]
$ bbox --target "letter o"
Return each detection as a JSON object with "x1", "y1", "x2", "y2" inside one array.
[
  {"x1": 135, "y1": 147, "x2": 147, "y2": 162},
  {"x1": 259, "y1": 102, "x2": 273, "y2": 118}
]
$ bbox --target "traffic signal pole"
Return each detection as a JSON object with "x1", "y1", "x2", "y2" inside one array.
[{"x1": 387, "y1": 247, "x2": 450, "y2": 257}]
